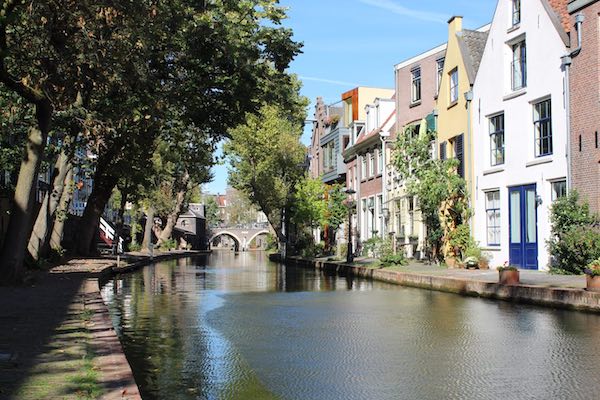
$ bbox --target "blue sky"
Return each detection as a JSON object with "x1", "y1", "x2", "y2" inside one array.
[{"x1": 204, "y1": 0, "x2": 498, "y2": 195}]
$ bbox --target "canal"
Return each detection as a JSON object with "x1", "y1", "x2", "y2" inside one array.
[{"x1": 102, "y1": 251, "x2": 600, "y2": 400}]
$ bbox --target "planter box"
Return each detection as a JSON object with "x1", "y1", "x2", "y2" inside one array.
[
  {"x1": 586, "y1": 275, "x2": 600, "y2": 292},
  {"x1": 499, "y1": 269, "x2": 520, "y2": 285}
]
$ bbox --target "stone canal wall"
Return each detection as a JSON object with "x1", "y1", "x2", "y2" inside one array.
[{"x1": 285, "y1": 256, "x2": 600, "y2": 313}]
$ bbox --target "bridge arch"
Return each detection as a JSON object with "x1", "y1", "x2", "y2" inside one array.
[
  {"x1": 209, "y1": 231, "x2": 242, "y2": 250},
  {"x1": 247, "y1": 230, "x2": 270, "y2": 248}
]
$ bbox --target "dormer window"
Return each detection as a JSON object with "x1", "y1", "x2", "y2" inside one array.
[{"x1": 512, "y1": 0, "x2": 521, "y2": 26}]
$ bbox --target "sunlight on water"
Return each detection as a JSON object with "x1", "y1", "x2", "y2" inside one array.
[{"x1": 102, "y1": 251, "x2": 600, "y2": 400}]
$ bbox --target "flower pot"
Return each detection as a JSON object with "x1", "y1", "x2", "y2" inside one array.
[
  {"x1": 478, "y1": 260, "x2": 489, "y2": 270},
  {"x1": 499, "y1": 269, "x2": 519, "y2": 285},
  {"x1": 586, "y1": 275, "x2": 600, "y2": 292}
]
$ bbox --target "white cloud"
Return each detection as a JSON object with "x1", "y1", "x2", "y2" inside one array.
[
  {"x1": 299, "y1": 76, "x2": 361, "y2": 87},
  {"x1": 358, "y1": 0, "x2": 447, "y2": 24}
]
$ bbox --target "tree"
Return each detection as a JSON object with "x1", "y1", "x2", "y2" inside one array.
[
  {"x1": 393, "y1": 126, "x2": 469, "y2": 261},
  {"x1": 225, "y1": 104, "x2": 307, "y2": 252}
]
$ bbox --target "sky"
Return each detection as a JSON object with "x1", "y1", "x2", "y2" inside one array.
[{"x1": 204, "y1": 0, "x2": 498, "y2": 195}]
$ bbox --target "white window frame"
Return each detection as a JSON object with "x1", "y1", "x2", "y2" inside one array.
[
  {"x1": 485, "y1": 190, "x2": 501, "y2": 246},
  {"x1": 512, "y1": 0, "x2": 521, "y2": 26},
  {"x1": 411, "y1": 67, "x2": 421, "y2": 103},
  {"x1": 489, "y1": 113, "x2": 505, "y2": 166},
  {"x1": 533, "y1": 98, "x2": 552, "y2": 157},
  {"x1": 511, "y1": 40, "x2": 526, "y2": 91},
  {"x1": 436, "y1": 58, "x2": 445, "y2": 95},
  {"x1": 449, "y1": 68, "x2": 459, "y2": 104},
  {"x1": 551, "y1": 179, "x2": 567, "y2": 201}
]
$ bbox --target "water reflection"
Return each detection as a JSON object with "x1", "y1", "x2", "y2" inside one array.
[{"x1": 102, "y1": 251, "x2": 600, "y2": 400}]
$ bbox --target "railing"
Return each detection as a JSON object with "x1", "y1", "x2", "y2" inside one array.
[{"x1": 99, "y1": 216, "x2": 123, "y2": 252}]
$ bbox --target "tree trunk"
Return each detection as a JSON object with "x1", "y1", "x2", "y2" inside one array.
[
  {"x1": 141, "y1": 206, "x2": 155, "y2": 252},
  {"x1": 157, "y1": 173, "x2": 190, "y2": 247},
  {"x1": 112, "y1": 186, "x2": 128, "y2": 254},
  {"x1": 0, "y1": 102, "x2": 52, "y2": 284},
  {"x1": 75, "y1": 169, "x2": 118, "y2": 256},
  {"x1": 49, "y1": 166, "x2": 74, "y2": 251},
  {"x1": 157, "y1": 189, "x2": 186, "y2": 247},
  {"x1": 27, "y1": 148, "x2": 71, "y2": 260}
]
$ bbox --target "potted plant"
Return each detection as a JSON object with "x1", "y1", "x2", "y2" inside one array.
[
  {"x1": 584, "y1": 258, "x2": 600, "y2": 292},
  {"x1": 498, "y1": 262, "x2": 519, "y2": 285},
  {"x1": 463, "y1": 256, "x2": 479, "y2": 269}
]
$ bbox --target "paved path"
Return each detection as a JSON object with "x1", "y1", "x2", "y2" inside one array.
[{"x1": 0, "y1": 253, "x2": 177, "y2": 400}]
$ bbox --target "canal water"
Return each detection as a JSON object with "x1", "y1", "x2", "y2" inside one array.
[{"x1": 102, "y1": 251, "x2": 600, "y2": 400}]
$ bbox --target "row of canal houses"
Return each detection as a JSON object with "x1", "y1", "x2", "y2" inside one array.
[{"x1": 308, "y1": 0, "x2": 600, "y2": 270}]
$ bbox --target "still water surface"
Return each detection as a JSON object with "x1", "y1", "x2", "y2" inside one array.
[{"x1": 102, "y1": 251, "x2": 600, "y2": 400}]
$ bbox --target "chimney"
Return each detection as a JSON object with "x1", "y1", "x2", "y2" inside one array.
[{"x1": 448, "y1": 15, "x2": 463, "y2": 35}]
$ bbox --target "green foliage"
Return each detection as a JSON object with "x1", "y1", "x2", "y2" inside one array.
[
  {"x1": 586, "y1": 259, "x2": 600, "y2": 276},
  {"x1": 380, "y1": 252, "x2": 407, "y2": 268},
  {"x1": 203, "y1": 196, "x2": 221, "y2": 227},
  {"x1": 159, "y1": 238, "x2": 177, "y2": 251},
  {"x1": 393, "y1": 126, "x2": 470, "y2": 261},
  {"x1": 48, "y1": 247, "x2": 66, "y2": 263},
  {"x1": 548, "y1": 191, "x2": 600, "y2": 274},
  {"x1": 265, "y1": 233, "x2": 278, "y2": 251},
  {"x1": 447, "y1": 224, "x2": 475, "y2": 260},
  {"x1": 225, "y1": 104, "x2": 307, "y2": 238},
  {"x1": 292, "y1": 177, "x2": 327, "y2": 228},
  {"x1": 128, "y1": 243, "x2": 142, "y2": 252},
  {"x1": 324, "y1": 184, "x2": 349, "y2": 231},
  {"x1": 300, "y1": 242, "x2": 325, "y2": 259}
]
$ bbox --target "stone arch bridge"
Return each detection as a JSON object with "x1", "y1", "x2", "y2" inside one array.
[{"x1": 209, "y1": 225, "x2": 270, "y2": 251}]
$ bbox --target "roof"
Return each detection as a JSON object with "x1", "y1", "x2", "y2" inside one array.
[
  {"x1": 456, "y1": 29, "x2": 489, "y2": 85},
  {"x1": 354, "y1": 109, "x2": 396, "y2": 146},
  {"x1": 543, "y1": 0, "x2": 572, "y2": 46},
  {"x1": 179, "y1": 208, "x2": 205, "y2": 219}
]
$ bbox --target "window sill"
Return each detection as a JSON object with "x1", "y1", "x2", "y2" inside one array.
[
  {"x1": 503, "y1": 88, "x2": 527, "y2": 101},
  {"x1": 482, "y1": 245, "x2": 501, "y2": 251},
  {"x1": 507, "y1": 24, "x2": 520, "y2": 34},
  {"x1": 447, "y1": 101, "x2": 458, "y2": 110},
  {"x1": 483, "y1": 166, "x2": 505, "y2": 175},
  {"x1": 526, "y1": 156, "x2": 553, "y2": 167},
  {"x1": 409, "y1": 100, "x2": 422, "y2": 108}
]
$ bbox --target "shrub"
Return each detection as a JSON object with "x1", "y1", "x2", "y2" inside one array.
[
  {"x1": 128, "y1": 242, "x2": 142, "y2": 252},
  {"x1": 548, "y1": 191, "x2": 600, "y2": 274},
  {"x1": 585, "y1": 259, "x2": 600, "y2": 276},
  {"x1": 380, "y1": 253, "x2": 407, "y2": 268},
  {"x1": 159, "y1": 238, "x2": 177, "y2": 250},
  {"x1": 362, "y1": 237, "x2": 389, "y2": 258},
  {"x1": 447, "y1": 224, "x2": 475, "y2": 259},
  {"x1": 48, "y1": 246, "x2": 66, "y2": 262}
]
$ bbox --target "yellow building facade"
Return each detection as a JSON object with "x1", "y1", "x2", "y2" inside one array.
[{"x1": 436, "y1": 16, "x2": 489, "y2": 213}]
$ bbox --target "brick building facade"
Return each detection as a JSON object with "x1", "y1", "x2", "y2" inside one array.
[{"x1": 568, "y1": 0, "x2": 600, "y2": 213}]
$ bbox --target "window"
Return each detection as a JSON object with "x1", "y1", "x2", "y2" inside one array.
[
  {"x1": 485, "y1": 190, "x2": 501, "y2": 245},
  {"x1": 449, "y1": 68, "x2": 459, "y2": 104},
  {"x1": 551, "y1": 180, "x2": 567, "y2": 201},
  {"x1": 489, "y1": 114, "x2": 505, "y2": 166},
  {"x1": 439, "y1": 141, "x2": 447, "y2": 161},
  {"x1": 512, "y1": 0, "x2": 521, "y2": 26},
  {"x1": 369, "y1": 152, "x2": 375, "y2": 177},
  {"x1": 411, "y1": 67, "x2": 421, "y2": 103},
  {"x1": 436, "y1": 58, "x2": 445, "y2": 95},
  {"x1": 378, "y1": 149, "x2": 383, "y2": 173},
  {"x1": 534, "y1": 99, "x2": 552, "y2": 157},
  {"x1": 322, "y1": 141, "x2": 335, "y2": 172},
  {"x1": 511, "y1": 40, "x2": 526, "y2": 91},
  {"x1": 361, "y1": 156, "x2": 367, "y2": 180}
]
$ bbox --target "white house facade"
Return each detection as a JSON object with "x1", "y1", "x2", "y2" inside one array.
[{"x1": 472, "y1": 0, "x2": 570, "y2": 270}]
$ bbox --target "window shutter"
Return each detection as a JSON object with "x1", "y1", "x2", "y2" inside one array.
[
  {"x1": 455, "y1": 134, "x2": 464, "y2": 178},
  {"x1": 440, "y1": 142, "x2": 447, "y2": 161}
]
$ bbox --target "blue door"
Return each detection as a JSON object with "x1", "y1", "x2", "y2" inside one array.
[{"x1": 508, "y1": 185, "x2": 538, "y2": 269}]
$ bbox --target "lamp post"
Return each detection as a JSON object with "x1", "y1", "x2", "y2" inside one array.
[{"x1": 345, "y1": 188, "x2": 356, "y2": 263}]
